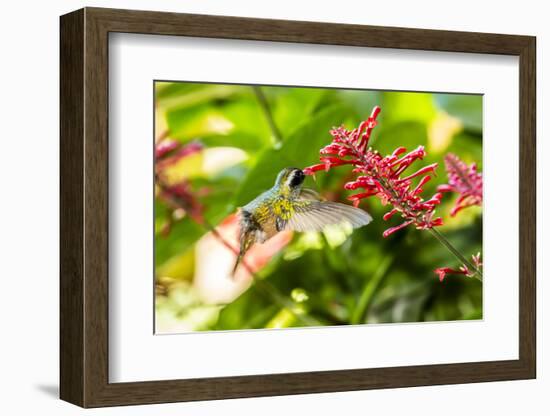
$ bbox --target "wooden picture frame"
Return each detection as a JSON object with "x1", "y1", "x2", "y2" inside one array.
[{"x1": 60, "y1": 7, "x2": 536, "y2": 408}]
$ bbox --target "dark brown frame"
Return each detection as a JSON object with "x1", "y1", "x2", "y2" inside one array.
[{"x1": 60, "y1": 7, "x2": 536, "y2": 408}]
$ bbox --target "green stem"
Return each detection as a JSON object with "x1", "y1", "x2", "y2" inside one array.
[
  {"x1": 252, "y1": 86, "x2": 283, "y2": 147},
  {"x1": 428, "y1": 227, "x2": 482, "y2": 281},
  {"x1": 351, "y1": 255, "x2": 393, "y2": 324}
]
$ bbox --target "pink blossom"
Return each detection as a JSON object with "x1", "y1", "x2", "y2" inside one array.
[
  {"x1": 155, "y1": 138, "x2": 180, "y2": 159},
  {"x1": 155, "y1": 140, "x2": 203, "y2": 171},
  {"x1": 437, "y1": 153, "x2": 483, "y2": 216}
]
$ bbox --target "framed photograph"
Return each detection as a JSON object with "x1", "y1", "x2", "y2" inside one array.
[{"x1": 60, "y1": 7, "x2": 536, "y2": 408}]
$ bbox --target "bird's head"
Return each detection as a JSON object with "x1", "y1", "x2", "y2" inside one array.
[{"x1": 274, "y1": 167, "x2": 305, "y2": 194}]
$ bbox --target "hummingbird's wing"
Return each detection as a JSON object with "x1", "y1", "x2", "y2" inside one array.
[
  {"x1": 284, "y1": 199, "x2": 372, "y2": 232},
  {"x1": 298, "y1": 187, "x2": 323, "y2": 201}
]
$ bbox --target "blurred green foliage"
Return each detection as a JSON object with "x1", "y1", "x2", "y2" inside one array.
[{"x1": 155, "y1": 82, "x2": 482, "y2": 333}]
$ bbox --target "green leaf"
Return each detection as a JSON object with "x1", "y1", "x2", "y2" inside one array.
[
  {"x1": 155, "y1": 82, "x2": 206, "y2": 101},
  {"x1": 157, "y1": 83, "x2": 242, "y2": 110},
  {"x1": 165, "y1": 104, "x2": 233, "y2": 140},
  {"x1": 336, "y1": 89, "x2": 381, "y2": 121},
  {"x1": 381, "y1": 91, "x2": 437, "y2": 125},
  {"x1": 155, "y1": 218, "x2": 204, "y2": 267},
  {"x1": 445, "y1": 131, "x2": 483, "y2": 170},
  {"x1": 195, "y1": 176, "x2": 241, "y2": 223},
  {"x1": 199, "y1": 132, "x2": 265, "y2": 152},
  {"x1": 216, "y1": 284, "x2": 280, "y2": 330},
  {"x1": 372, "y1": 121, "x2": 428, "y2": 157},
  {"x1": 222, "y1": 98, "x2": 272, "y2": 143},
  {"x1": 268, "y1": 87, "x2": 329, "y2": 137},
  {"x1": 161, "y1": 85, "x2": 273, "y2": 145},
  {"x1": 233, "y1": 104, "x2": 351, "y2": 207}
]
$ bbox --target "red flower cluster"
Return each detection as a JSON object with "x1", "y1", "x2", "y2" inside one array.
[
  {"x1": 437, "y1": 153, "x2": 483, "y2": 216},
  {"x1": 304, "y1": 106, "x2": 443, "y2": 237},
  {"x1": 155, "y1": 139, "x2": 205, "y2": 225},
  {"x1": 435, "y1": 253, "x2": 482, "y2": 282}
]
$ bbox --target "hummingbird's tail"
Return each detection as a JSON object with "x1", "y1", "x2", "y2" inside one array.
[
  {"x1": 231, "y1": 253, "x2": 243, "y2": 277},
  {"x1": 232, "y1": 229, "x2": 255, "y2": 278}
]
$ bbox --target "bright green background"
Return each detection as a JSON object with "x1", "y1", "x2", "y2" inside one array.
[{"x1": 155, "y1": 82, "x2": 482, "y2": 332}]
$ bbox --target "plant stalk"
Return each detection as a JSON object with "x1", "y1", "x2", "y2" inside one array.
[
  {"x1": 252, "y1": 86, "x2": 283, "y2": 147},
  {"x1": 428, "y1": 227, "x2": 482, "y2": 281}
]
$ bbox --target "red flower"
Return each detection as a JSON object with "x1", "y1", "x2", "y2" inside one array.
[
  {"x1": 304, "y1": 106, "x2": 443, "y2": 237},
  {"x1": 437, "y1": 153, "x2": 483, "y2": 216},
  {"x1": 435, "y1": 252, "x2": 482, "y2": 281},
  {"x1": 434, "y1": 266, "x2": 469, "y2": 282}
]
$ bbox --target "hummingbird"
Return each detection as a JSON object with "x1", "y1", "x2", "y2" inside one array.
[{"x1": 233, "y1": 167, "x2": 372, "y2": 273}]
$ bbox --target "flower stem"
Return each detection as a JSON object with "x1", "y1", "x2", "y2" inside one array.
[
  {"x1": 427, "y1": 227, "x2": 482, "y2": 281},
  {"x1": 252, "y1": 86, "x2": 283, "y2": 147}
]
